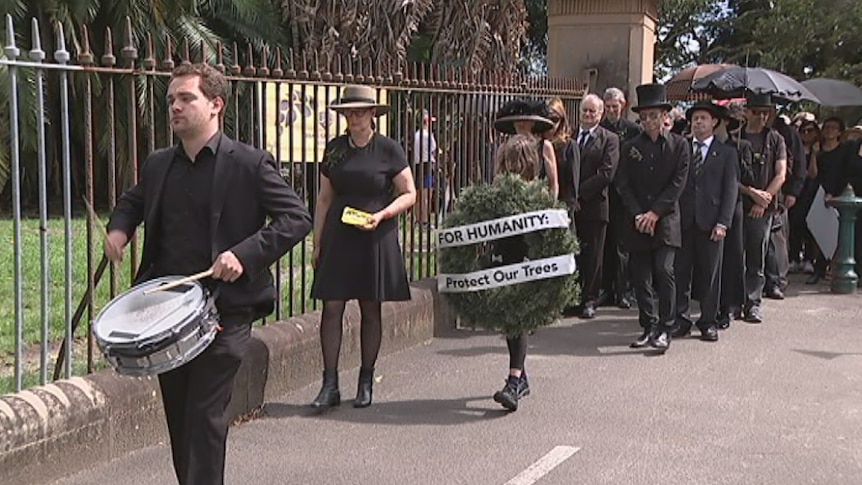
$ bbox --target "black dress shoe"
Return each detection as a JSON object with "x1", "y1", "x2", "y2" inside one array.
[
  {"x1": 764, "y1": 287, "x2": 785, "y2": 300},
  {"x1": 649, "y1": 331, "x2": 671, "y2": 352},
  {"x1": 716, "y1": 313, "x2": 731, "y2": 330},
  {"x1": 630, "y1": 329, "x2": 651, "y2": 348},
  {"x1": 671, "y1": 324, "x2": 692, "y2": 338},
  {"x1": 579, "y1": 304, "x2": 596, "y2": 319},
  {"x1": 700, "y1": 325, "x2": 719, "y2": 342}
]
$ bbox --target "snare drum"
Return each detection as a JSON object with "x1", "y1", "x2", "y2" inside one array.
[{"x1": 93, "y1": 276, "x2": 220, "y2": 376}]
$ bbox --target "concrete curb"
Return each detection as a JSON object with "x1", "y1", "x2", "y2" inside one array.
[{"x1": 0, "y1": 279, "x2": 449, "y2": 485}]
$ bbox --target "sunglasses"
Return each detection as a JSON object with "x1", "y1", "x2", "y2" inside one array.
[
  {"x1": 801, "y1": 127, "x2": 817, "y2": 134},
  {"x1": 638, "y1": 112, "x2": 663, "y2": 121}
]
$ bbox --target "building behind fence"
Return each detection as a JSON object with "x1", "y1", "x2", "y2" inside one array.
[{"x1": 0, "y1": 15, "x2": 586, "y2": 394}]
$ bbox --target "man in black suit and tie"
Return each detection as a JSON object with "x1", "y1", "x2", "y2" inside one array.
[
  {"x1": 615, "y1": 84, "x2": 690, "y2": 353},
  {"x1": 673, "y1": 101, "x2": 739, "y2": 342},
  {"x1": 574, "y1": 94, "x2": 620, "y2": 319},
  {"x1": 105, "y1": 63, "x2": 312, "y2": 485}
]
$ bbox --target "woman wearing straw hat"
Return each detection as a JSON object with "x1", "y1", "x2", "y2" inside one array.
[{"x1": 310, "y1": 85, "x2": 416, "y2": 409}]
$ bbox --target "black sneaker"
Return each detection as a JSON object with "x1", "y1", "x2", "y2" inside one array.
[
  {"x1": 744, "y1": 306, "x2": 763, "y2": 323},
  {"x1": 518, "y1": 374, "x2": 531, "y2": 399},
  {"x1": 630, "y1": 329, "x2": 651, "y2": 348},
  {"x1": 493, "y1": 375, "x2": 527, "y2": 411}
]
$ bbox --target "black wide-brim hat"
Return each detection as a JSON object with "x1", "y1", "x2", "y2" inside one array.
[
  {"x1": 494, "y1": 99, "x2": 554, "y2": 134},
  {"x1": 745, "y1": 91, "x2": 775, "y2": 108},
  {"x1": 685, "y1": 100, "x2": 727, "y2": 121},
  {"x1": 632, "y1": 83, "x2": 673, "y2": 113}
]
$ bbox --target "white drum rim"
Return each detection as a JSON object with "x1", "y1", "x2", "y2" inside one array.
[{"x1": 92, "y1": 276, "x2": 208, "y2": 345}]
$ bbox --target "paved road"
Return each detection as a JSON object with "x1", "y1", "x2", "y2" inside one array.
[{"x1": 51, "y1": 278, "x2": 862, "y2": 484}]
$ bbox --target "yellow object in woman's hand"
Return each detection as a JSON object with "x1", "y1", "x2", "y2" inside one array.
[{"x1": 341, "y1": 206, "x2": 374, "y2": 226}]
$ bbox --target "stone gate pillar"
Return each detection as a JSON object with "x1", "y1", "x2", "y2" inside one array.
[{"x1": 548, "y1": 0, "x2": 660, "y2": 104}]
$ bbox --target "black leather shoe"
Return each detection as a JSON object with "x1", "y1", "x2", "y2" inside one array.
[
  {"x1": 649, "y1": 331, "x2": 671, "y2": 352},
  {"x1": 311, "y1": 370, "x2": 341, "y2": 409},
  {"x1": 744, "y1": 306, "x2": 763, "y2": 323},
  {"x1": 700, "y1": 325, "x2": 719, "y2": 342},
  {"x1": 630, "y1": 329, "x2": 651, "y2": 348},
  {"x1": 764, "y1": 287, "x2": 785, "y2": 300},
  {"x1": 353, "y1": 367, "x2": 374, "y2": 408},
  {"x1": 716, "y1": 313, "x2": 731, "y2": 330},
  {"x1": 579, "y1": 304, "x2": 596, "y2": 319},
  {"x1": 671, "y1": 323, "x2": 692, "y2": 338}
]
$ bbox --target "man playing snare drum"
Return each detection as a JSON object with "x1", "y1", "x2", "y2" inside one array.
[{"x1": 105, "y1": 63, "x2": 312, "y2": 485}]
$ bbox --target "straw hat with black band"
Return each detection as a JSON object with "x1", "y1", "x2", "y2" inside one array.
[{"x1": 329, "y1": 85, "x2": 389, "y2": 116}]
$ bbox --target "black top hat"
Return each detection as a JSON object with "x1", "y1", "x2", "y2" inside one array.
[
  {"x1": 685, "y1": 100, "x2": 726, "y2": 121},
  {"x1": 632, "y1": 83, "x2": 672, "y2": 113},
  {"x1": 745, "y1": 91, "x2": 775, "y2": 108},
  {"x1": 494, "y1": 99, "x2": 554, "y2": 134}
]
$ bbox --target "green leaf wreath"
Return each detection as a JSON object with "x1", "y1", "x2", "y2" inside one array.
[{"x1": 439, "y1": 174, "x2": 580, "y2": 336}]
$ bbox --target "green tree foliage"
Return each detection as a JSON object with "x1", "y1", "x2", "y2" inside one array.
[{"x1": 657, "y1": 0, "x2": 862, "y2": 85}]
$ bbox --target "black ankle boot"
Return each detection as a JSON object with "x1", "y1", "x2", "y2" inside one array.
[
  {"x1": 311, "y1": 370, "x2": 340, "y2": 409},
  {"x1": 353, "y1": 367, "x2": 374, "y2": 408}
]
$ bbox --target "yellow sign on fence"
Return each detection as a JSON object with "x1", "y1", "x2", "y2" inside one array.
[{"x1": 263, "y1": 83, "x2": 388, "y2": 163}]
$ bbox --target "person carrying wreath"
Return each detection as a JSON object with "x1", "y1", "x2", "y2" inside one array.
[
  {"x1": 488, "y1": 101, "x2": 556, "y2": 411},
  {"x1": 310, "y1": 85, "x2": 417, "y2": 409}
]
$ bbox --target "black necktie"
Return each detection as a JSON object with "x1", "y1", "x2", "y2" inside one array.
[
  {"x1": 579, "y1": 130, "x2": 590, "y2": 150},
  {"x1": 693, "y1": 141, "x2": 705, "y2": 176}
]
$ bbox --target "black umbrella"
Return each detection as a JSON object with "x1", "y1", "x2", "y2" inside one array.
[
  {"x1": 691, "y1": 66, "x2": 820, "y2": 103},
  {"x1": 801, "y1": 78, "x2": 862, "y2": 106}
]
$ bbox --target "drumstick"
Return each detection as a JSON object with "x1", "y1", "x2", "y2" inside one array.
[
  {"x1": 82, "y1": 197, "x2": 110, "y2": 240},
  {"x1": 143, "y1": 269, "x2": 214, "y2": 295}
]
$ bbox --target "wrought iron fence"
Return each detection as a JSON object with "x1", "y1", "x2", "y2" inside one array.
[{"x1": 0, "y1": 15, "x2": 586, "y2": 393}]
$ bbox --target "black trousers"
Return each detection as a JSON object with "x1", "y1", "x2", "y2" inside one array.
[
  {"x1": 575, "y1": 219, "x2": 607, "y2": 305},
  {"x1": 720, "y1": 201, "x2": 745, "y2": 311},
  {"x1": 601, "y1": 194, "x2": 632, "y2": 301},
  {"x1": 158, "y1": 313, "x2": 253, "y2": 485},
  {"x1": 630, "y1": 246, "x2": 677, "y2": 330},
  {"x1": 676, "y1": 227, "x2": 724, "y2": 326},
  {"x1": 765, "y1": 208, "x2": 789, "y2": 291}
]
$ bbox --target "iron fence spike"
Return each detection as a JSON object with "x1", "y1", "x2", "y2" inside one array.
[
  {"x1": 4, "y1": 14, "x2": 19, "y2": 59},
  {"x1": 29, "y1": 18, "x2": 45, "y2": 62},
  {"x1": 54, "y1": 21, "x2": 69, "y2": 64}
]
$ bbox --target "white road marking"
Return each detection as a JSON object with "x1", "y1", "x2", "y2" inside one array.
[{"x1": 503, "y1": 445, "x2": 581, "y2": 485}]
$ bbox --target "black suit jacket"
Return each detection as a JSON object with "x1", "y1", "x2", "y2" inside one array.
[
  {"x1": 680, "y1": 138, "x2": 740, "y2": 232},
  {"x1": 107, "y1": 135, "x2": 313, "y2": 317},
  {"x1": 576, "y1": 125, "x2": 620, "y2": 222},
  {"x1": 616, "y1": 131, "x2": 690, "y2": 251}
]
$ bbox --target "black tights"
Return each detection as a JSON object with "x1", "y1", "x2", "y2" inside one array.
[
  {"x1": 506, "y1": 334, "x2": 527, "y2": 372},
  {"x1": 320, "y1": 300, "x2": 382, "y2": 371}
]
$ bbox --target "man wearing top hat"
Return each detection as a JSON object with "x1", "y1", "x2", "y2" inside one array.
[
  {"x1": 672, "y1": 101, "x2": 739, "y2": 342},
  {"x1": 738, "y1": 92, "x2": 787, "y2": 324},
  {"x1": 615, "y1": 83, "x2": 690, "y2": 353}
]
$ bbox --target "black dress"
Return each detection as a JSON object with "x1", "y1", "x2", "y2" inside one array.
[{"x1": 311, "y1": 133, "x2": 412, "y2": 302}]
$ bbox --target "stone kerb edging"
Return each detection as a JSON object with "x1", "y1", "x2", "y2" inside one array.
[{"x1": 0, "y1": 279, "x2": 447, "y2": 485}]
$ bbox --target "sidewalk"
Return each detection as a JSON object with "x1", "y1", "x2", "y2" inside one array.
[{"x1": 49, "y1": 277, "x2": 862, "y2": 485}]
